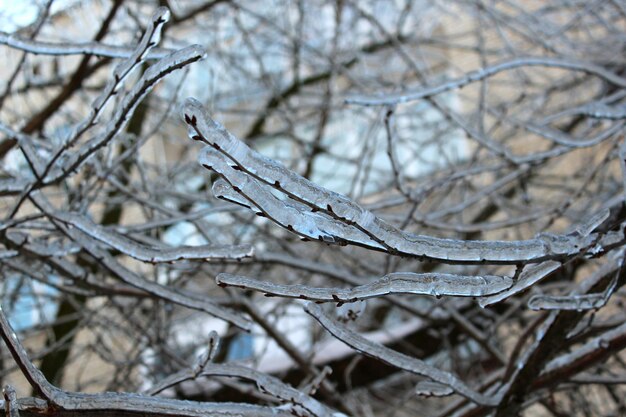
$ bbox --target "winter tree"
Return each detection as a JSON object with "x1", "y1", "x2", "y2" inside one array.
[{"x1": 1, "y1": 1, "x2": 626, "y2": 416}]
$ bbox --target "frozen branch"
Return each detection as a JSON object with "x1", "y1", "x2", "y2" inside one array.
[
  {"x1": 28, "y1": 193, "x2": 252, "y2": 330},
  {"x1": 479, "y1": 261, "x2": 562, "y2": 307},
  {"x1": 216, "y1": 271, "x2": 513, "y2": 301},
  {"x1": 538, "y1": 321, "x2": 626, "y2": 383},
  {"x1": 2, "y1": 386, "x2": 19, "y2": 417},
  {"x1": 304, "y1": 302, "x2": 498, "y2": 406},
  {"x1": 528, "y1": 253, "x2": 621, "y2": 311},
  {"x1": 150, "y1": 362, "x2": 338, "y2": 417},
  {"x1": 55, "y1": 7, "x2": 171, "y2": 157},
  {"x1": 147, "y1": 331, "x2": 221, "y2": 395},
  {"x1": 346, "y1": 57, "x2": 626, "y2": 106},
  {"x1": 206, "y1": 153, "x2": 384, "y2": 248},
  {"x1": 50, "y1": 209, "x2": 253, "y2": 262},
  {"x1": 0, "y1": 303, "x2": 284, "y2": 417},
  {"x1": 184, "y1": 98, "x2": 618, "y2": 264},
  {"x1": 0, "y1": 31, "x2": 173, "y2": 59},
  {"x1": 56, "y1": 45, "x2": 206, "y2": 179},
  {"x1": 528, "y1": 273, "x2": 618, "y2": 311},
  {"x1": 571, "y1": 102, "x2": 626, "y2": 120}
]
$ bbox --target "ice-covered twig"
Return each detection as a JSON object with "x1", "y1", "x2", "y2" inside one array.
[
  {"x1": 304, "y1": 302, "x2": 498, "y2": 406},
  {"x1": 184, "y1": 98, "x2": 615, "y2": 264},
  {"x1": 217, "y1": 271, "x2": 513, "y2": 302},
  {"x1": 528, "y1": 292, "x2": 609, "y2": 311},
  {"x1": 571, "y1": 208, "x2": 610, "y2": 237},
  {"x1": 59, "y1": 7, "x2": 170, "y2": 152},
  {"x1": 383, "y1": 108, "x2": 411, "y2": 198},
  {"x1": 58, "y1": 46, "x2": 206, "y2": 179},
  {"x1": 2, "y1": 386, "x2": 19, "y2": 417},
  {"x1": 479, "y1": 261, "x2": 561, "y2": 307},
  {"x1": 508, "y1": 116, "x2": 624, "y2": 149},
  {"x1": 345, "y1": 57, "x2": 626, "y2": 106},
  {"x1": 49, "y1": 209, "x2": 253, "y2": 262},
  {"x1": 415, "y1": 380, "x2": 454, "y2": 398},
  {"x1": 0, "y1": 31, "x2": 173, "y2": 59},
  {"x1": 67, "y1": 230, "x2": 250, "y2": 328},
  {"x1": 539, "y1": 321, "x2": 626, "y2": 380},
  {"x1": 6, "y1": 8, "x2": 179, "y2": 218},
  {"x1": 4, "y1": 231, "x2": 79, "y2": 257},
  {"x1": 303, "y1": 366, "x2": 333, "y2": 396},
  {"x1": 205, "y1": 150, "x2": 384, "y2": 248},
  {"x1": 574, "y1": 103, "x2": 626, "y2": 120},
  {"x1": 147, "y1": 331, "x2": 220, "y2": 396},
  {"x1": 148, "y1": 363, "x2": 336, "y2": 417},
  {"x1": 194, "y1": 331, "x2": 220, "y2": 372},
  {"x1": 20, "y1": 46, "x2": 205, "y2": 195},
  {"x1": 29, "y1": 193, "x2": 251, "y2": 330},
  {"x1": 0, "y1": 304, "x2": 56, "y2": 401},
  {"x1": 528, "y1": 263, "x2": 619, "y2": 311},
  {"x1": 0, "y1": 303, "x2": 288, "y2": 417}
]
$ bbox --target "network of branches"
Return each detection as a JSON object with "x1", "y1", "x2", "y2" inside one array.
[{"x1": 1, "y1": 1, "x2": 626, "y2": 417}]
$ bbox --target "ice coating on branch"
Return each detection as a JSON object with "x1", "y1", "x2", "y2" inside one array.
[
  {"x1": 0, "y1": 297, "x2": 290, "y2": 415},
  {"x1": 415, "y1": 380, "x2": 454, "y2": 397},
  {"x1": 196, "y1": 331, "x2": 220, "y2": 368},
  {"x1": 146, "y1": 360, "x2": 336, "y2": 416},
  {"x1": 183, "y1": 98, "x2": 606, "y2": 264},
  {"x1": 216, "y1": 271, "x2": 513, "y2": 301},
  {"x1": 61, "y1": 7, "x2": 170, "y2": 154},
  {"x1": 528, "y1": 272, "x2": 618, "y2": 311},
  {"x1": 542, "y1": 322, "x2": 626, "y2": 376},
  {"x1": 6, "y1": 231, "x2": 80, "y2": 257},
  {"x1": 50, "y1": 210, "x2": 253, "y2": 262},
  {"x1": 479, "y1": 261, "x2": 561, "y2": 307},
  {"x1": 0, "y1": 31, "x2": 174, "y2": 59},
  {"x1": 572, "y1": 208, "x2": 610, "y2": 237},
  {"x1": 528, "y1": 293, "x2": 606, "y2": 311},
  {"x1": 304, "y1": 302, "x2": 499, "y2": 406},
  {"x1": 39, "y1": 45, "x2": 206, "y2": 188},
  {"x1": 2, "y1": 385, "x2": 19, "y2": 417},
  {"x1": 212, "y1": 178, "x2": 253, "y2": 208},
  {"x1": 345, "y1": 57, "x2": 626, "y2": 107},
  {"x1": 200, "y1": 147, "x2": 385, "y2": 248},
  {"x1": 579, "y1": 102, "x2": 626, "y2": 120},
  {"x1": 28, "y1": 193, "x2": 251, "y2": 330},
  {"x1": 110, "y1": 7, "x2": 170, "y2": 89}
]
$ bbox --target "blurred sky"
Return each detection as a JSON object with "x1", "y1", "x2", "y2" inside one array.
[{"x1": 0, "y1": 0, "x2": 77, "y2": 32}]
